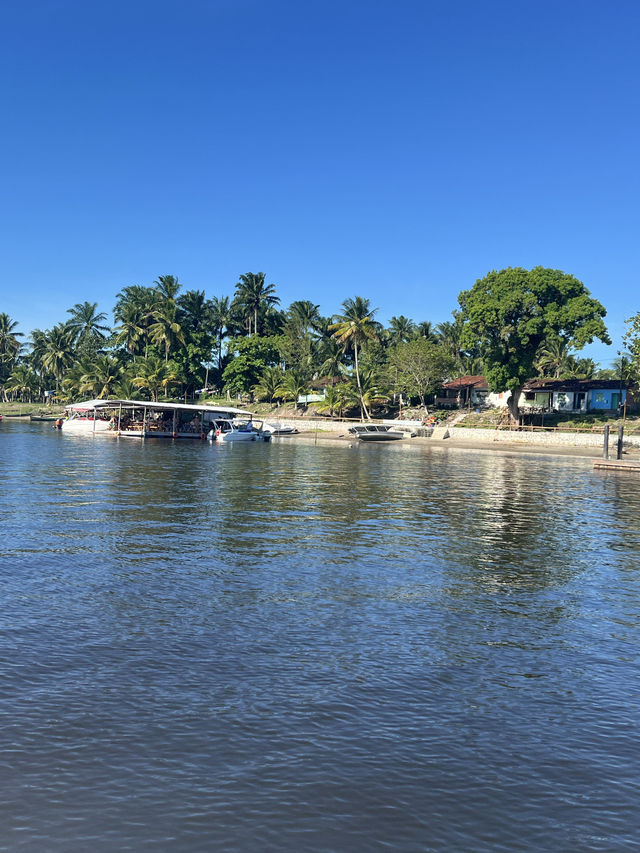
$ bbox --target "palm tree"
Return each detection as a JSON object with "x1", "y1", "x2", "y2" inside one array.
[
  {"x1": 252, "y1": 366, "x2": 284, "y2": 403},
  {"x1": 80, "y1": 355, "x2": 124, "y2": 398},
  {"x1": 416, "y1": 320, "x2": 436, "y2": 341},
  {"x1": 287, "y1": 300, "x2": 321, "y2": 334},
  {"x1": 436, "y1": 317, "x2": 465, "y2": 370},
  {"x1": 329, "y1": 296, "x2": 379, "y2": 419},
  {"x1": 0, "y1": 313, "x2": 23, "y2": 365},
  {"x1": 314, "y1": 385, "x2": 344, "y2": 418},
  {"x1": 113, "y1": 285, "x2": 157, "y2": 356},
  {"x1": 6, "y1": 364, "x2": 38, "y2": 402},
  {"x1": 535, "y1": 337, "x2": 572, "y2": 378},
  {"x1": 235, "y1": 272, "x2": 280, "y2": 335},
  {"x1": 210, "y1": 296, "x2": 232, "y2": 369},
  {"x1": 132, "y1": 355, "x2": 179, "y2": 402},
  {"x1": 276, "y1": 370, "x2": 309, "y2": 410},
  {"x1": 149, "y1": 301, "x2": 186, "y2": 366},
  {"x1": 0, "y1": 313, "x2": 23, "y2": 400},
  {"x1": 388, "y1": 315, "x2": 416, "y2": 345},
  {"x1": 66, "y1": 301, "x2": 110, "y2": 347},
  {"x1": 177, "y1": 289, "x2": 208, "y2": 331},
  {"x1": 153, "y1": 274, "x2": 182, "y2": 302},
  {"x1": 41, "y1": 324, "x2": 75, "y2": 391}
]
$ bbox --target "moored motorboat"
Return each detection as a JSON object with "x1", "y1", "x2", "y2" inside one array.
[
  {"x1": 348, "y1": 424, "x2": 406, "y2": 441},
  {"x1": 261, "y1": 421, "x2": 298, "y2": 435},
  {"x1": 210, "y1": 418, "x2": 271, "y2": 442}
]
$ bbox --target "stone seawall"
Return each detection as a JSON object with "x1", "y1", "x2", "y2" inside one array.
[{"x1": 450, "y1": 426, "x2": 640, "y2": 449}]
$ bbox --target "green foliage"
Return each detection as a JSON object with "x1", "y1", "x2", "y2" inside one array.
[
  {"x1": 222, "y1": 336, "x2": 280, "y2": 396},
  {"x1": 624, "y1": 312, "x2": 640, "y2": 386},
  {"x1": 387, "y1": 338, "x2": 455, "y2": 405},
  {"x1": 459, "y1": 267, "x2": 610, "y2": 418}
]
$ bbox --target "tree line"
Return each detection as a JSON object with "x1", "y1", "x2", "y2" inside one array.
[{"x1": 0, "y1": 266, "x2": 633, "y2": 420}]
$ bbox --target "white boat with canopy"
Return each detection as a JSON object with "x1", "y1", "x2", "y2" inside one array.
[{"x1": 61, "y1": 399, "x2": 255, "y2": 439}]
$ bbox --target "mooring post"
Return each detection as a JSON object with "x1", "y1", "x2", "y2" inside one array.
[
  {"x1": 617, "y1": 425, "x2": 624, "y2": 460},
  {"x1": 603, "y1": 424, "x2": 609, "y2": 459}
]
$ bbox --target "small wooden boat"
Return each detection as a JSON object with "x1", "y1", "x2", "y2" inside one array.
[{"x1": 30, "y1": 414, "x2": 60, "y2": 422}]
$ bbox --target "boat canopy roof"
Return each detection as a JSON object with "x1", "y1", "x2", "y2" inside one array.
[{"x1": 65, "y1": 398, "x2": 252, "y2": 416}]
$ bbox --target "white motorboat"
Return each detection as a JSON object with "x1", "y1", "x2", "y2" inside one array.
[
  {"x1": 348, "y1": 424, "x2": 406, "y2": 442},
  {"x1": 261, "y1": 420, "x2": 298, "y2": 435},
  {"x1": 210, "y1": 418, "x2": 271, "y2": 443}
]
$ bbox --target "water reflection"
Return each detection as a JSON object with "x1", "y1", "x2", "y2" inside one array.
[{"x1": 2, "y1": 423, "x2": 640, "y2": 851}]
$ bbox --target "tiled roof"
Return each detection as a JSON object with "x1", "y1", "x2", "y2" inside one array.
[{"x1": 442, "y1": 375, "x2": 488, "y2": 390}]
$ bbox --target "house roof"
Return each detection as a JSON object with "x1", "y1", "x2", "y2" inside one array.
[
  {"x1": 442, "y1": 375, "x2": 488, "y2": 390},
  {"x1": 523, "y1": 379, "x2": 627, "y2": 392}
]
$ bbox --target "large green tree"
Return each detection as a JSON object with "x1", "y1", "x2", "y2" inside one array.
[
  {"x1": 222, "y1": 336, "x2": 280, "y2": 397},
  {"x1": 458, "y1": 267, "x2": 610, "y2": 421},
  {"x1": 388, "y1": 338, "x2": 455, "y2": 406}
]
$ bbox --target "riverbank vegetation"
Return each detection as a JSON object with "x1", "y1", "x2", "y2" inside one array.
[{"x1": 0, "y1": 267, "x2": 637, "y2": 420}]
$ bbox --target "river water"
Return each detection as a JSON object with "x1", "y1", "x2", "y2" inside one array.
[{"x1": 2, "y1": 420, "x2": 639, "y2": 851}]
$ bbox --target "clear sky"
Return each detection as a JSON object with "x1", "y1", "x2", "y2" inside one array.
[{"x1": 1, "y1": 0, "x2": 638, "y2": 366}]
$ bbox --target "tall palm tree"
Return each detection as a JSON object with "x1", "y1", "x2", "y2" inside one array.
[
  {"x1": 235, "y1": 272, "x2": 280, "y2": 335},
  {"x1": 0, "y1": 313, "x2": 23, "y2": 365},
  {"x1": 252, "y1": 366, "x2": 284, "y2": 403},
  {"x1": 436, "y1": 317, "x2": 465, "y2": 369},
  {"x1": 131, "y1": 355, "x2": 179, "y2": 402},
  {"x1": 535, "y1": 337, "x2": 572, "y2": 378},
  {"x1": 329, "y1": 296, "x2": 379, "y2": 419},
  {"x1": 0, "y1": 313, "x2": 23, "y2": 400},
  {"x1": 388, "y1": 315, "x2": 416, "y2": 345},
  {"x1": 210, "y1": 295, "x2": 232, "y2": 369},
  {"x1": 415, "y1": 321, "x2": 437, "y2": 342},
  {"x1": 80, "y1": 355, "x2": 124, "y2": 398},
  {"x1": 153, "y1": 274, "x2": 182, "y2": 302},
  {"x1": 113, "y1": 285, "x2": 157, "y2": 356},
  {"x1": 288, "y1": 300, "x2": 321, "y2": 334},
  {"x1": 177, "y1": 289, "x2": 208, "y2": 331},
  {"x1": 276, "y1": 369, "x2": 310, "y2": 411},
  {"x1": 41, "y1": 324, "x2": 75, "y2": 391},
  {"x1": 149, "y1": 301, "x2": 186, "y2": 366},
  {"x1": 66, "y1": 301, "x2": 110, "y2": 347},
  {"x1": 6, "y1": 364, "x2": 38, "y2": 402}
]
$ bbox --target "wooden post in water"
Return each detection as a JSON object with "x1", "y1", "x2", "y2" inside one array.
[
  {"x1": 603, "y1": 424, "x2": 609, "y2": 459},
  {"x1": 617, "y1": 425, "x2": 624, "y2": 460}
]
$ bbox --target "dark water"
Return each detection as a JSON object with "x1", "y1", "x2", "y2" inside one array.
[{"x1": 2, "y1": 421, "x2": 640, "y2": 852}]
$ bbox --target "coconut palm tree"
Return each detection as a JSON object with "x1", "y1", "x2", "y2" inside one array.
[
  {"x1": 0, "y1": 313, "x2": 23, "y2": 365},
  {"x1": 252, "y1": 366, "x2": 284, "y2": 403},
  {"x1": 388, "y1": 315, "x2": 416, "y2": 345},
  {"x1": 314, "y1": 385, "x2": 345, "y2": 418},
  {"x1": 330, "y1": 296, "x2": 379, "y2": 419},
  {"x1": 66, "y1": 301, "x2": 110, "y2": 348},
  {"x1": 113, "y1": 285, "x2": 157, "y2": 356},
  {"x1": 287, "y1": 300, "x2": 321, "y2": 335},
  {"x1": 276, "y1": 369, "x2": 309, "y2": 411},
  {"x1": 81, "y1": 355, "x2": 124, "y2": 398},
  {"x1": 6, "y1": 364, "x2": 38, "y2": 402},
  {"x1": 235, "y1": 272, "x2": 280, "y2": 335},
  {"x1": 149, "y1": 301, "x2": 186, "y2": 367},
  {"x1": 535, "y1": 337, "x2": 572, "y2": 378},
  {"x1": 153, "y1": 274, "x2": 182, "y2": 302},
  {"x1": 41, "y1": 324, "x2": 75, "y2": 391},
  {"x1": 0, "y1": 313, "x2": 23, "y2": 400},
  {"x1": 131, "y1": 355, "x2": 179, "y2": 402},
  {"x1": 210, "y1": 295, "x2": 232, "y2": 369}
]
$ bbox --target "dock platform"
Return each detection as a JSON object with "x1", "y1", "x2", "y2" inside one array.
[{"x1": 593, "y1": 458, "x2": 640, "y2": 472}]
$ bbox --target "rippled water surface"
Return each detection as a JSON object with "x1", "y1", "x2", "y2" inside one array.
[{"x1": 2, "y1": 421, "x2": 640, "y2": 851}]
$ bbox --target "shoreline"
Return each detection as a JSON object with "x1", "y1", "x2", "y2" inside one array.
[{"x1": 290, "y1": 429, "x2": 634, "y2": 461}]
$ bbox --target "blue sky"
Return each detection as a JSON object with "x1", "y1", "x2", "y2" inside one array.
[{"x1": 1, "y1": 0, "x2": 638, "y2": 366}]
